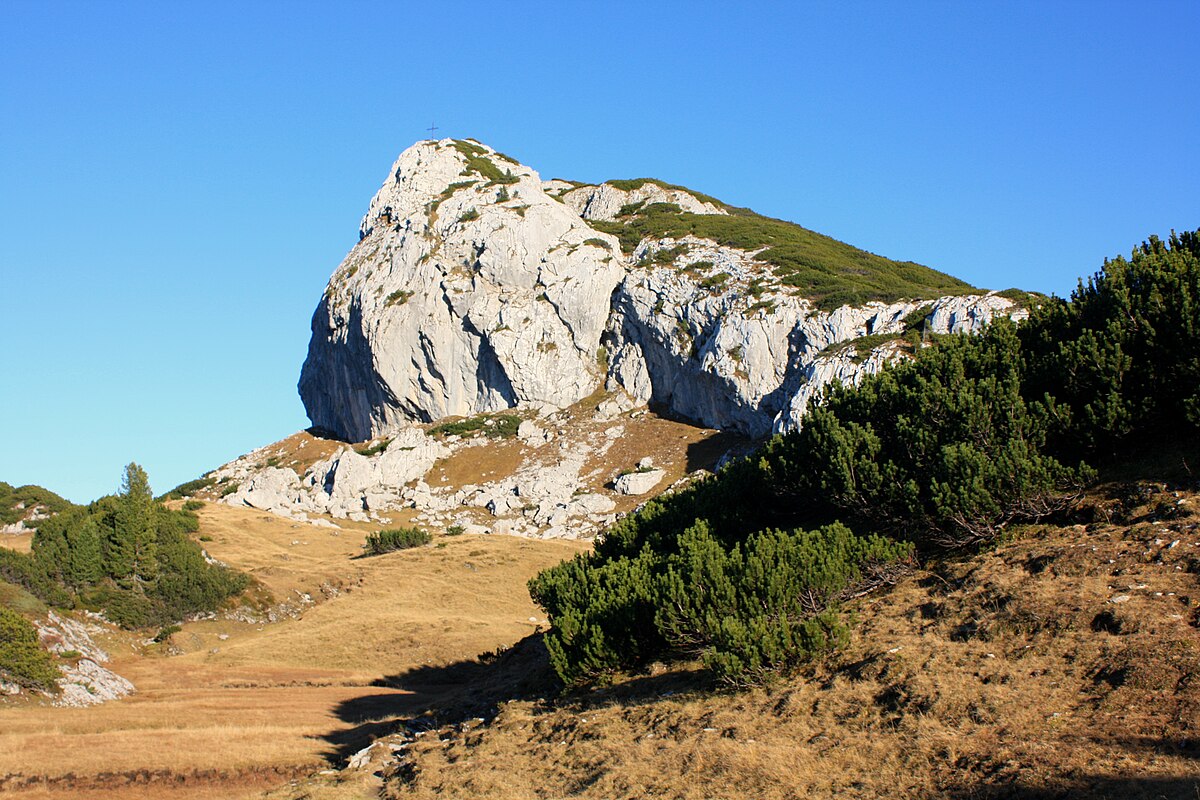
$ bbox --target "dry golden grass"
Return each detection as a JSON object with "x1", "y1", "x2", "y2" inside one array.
[
  {"x1": 426, "y1": 436, "x2": 529, "y2": 491},
  {"x1": 0, "y1": 530, "x2": 33, "y2": 553},
  {"x1": 265, "y1": 484, "x2": 1200, "y2": 800},
  {"x1": 0, "y1": 502, "x2": 588, "y2": 799}
]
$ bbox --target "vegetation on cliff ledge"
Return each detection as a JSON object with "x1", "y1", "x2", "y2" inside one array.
[{"x1": 589, "y1": 189, "x2": 977, "y2": 309}]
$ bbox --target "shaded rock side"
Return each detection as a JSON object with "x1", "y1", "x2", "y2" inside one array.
[
  {"x1": 299, "y1": 140, "x2": 624, "y2": 443},
  {"x1": 604, "y1": 236, "x2": 1027, "y2": 436}
]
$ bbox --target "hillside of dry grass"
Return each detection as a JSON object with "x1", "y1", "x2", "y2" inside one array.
[
  {"x1": 0, "y1": 502, "x2": 588, "y2": 799},
  {"x1": 269, "y1": 479, "x2": 1200, "y2": 800}
]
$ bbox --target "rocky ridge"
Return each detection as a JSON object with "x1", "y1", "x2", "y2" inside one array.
[{"x1": 212, "y1": 398, "x2": 724, "y2": 540}]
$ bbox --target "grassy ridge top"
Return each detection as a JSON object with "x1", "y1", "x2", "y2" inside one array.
[
  {"x1": 0, "y1": 482, "x2": 75, "y2": 528},
  {"x1": 587, "y1": 182, "x2": 978, "y2": 309}
]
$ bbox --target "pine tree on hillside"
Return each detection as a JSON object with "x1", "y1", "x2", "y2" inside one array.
[
  {"x1": 65, "y1": 515, "x2": 103, "y2": 588},
  {"x1": 111, "y1": 463, "x2": 158, "y2": 590},
  {"x1": 29, "y1": 513, "x2": 70, "y2": 584}
]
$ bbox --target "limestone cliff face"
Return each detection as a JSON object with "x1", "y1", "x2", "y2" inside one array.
[
  {"x1": 300, "y1": 139, "x2": 1026, "y2": 442},
  {"x1": 605, "y1": 241, "x2": 1024, "y2": 436},
  {"x1": 298, "y1": 140, "x2": 623, "y2": 443}
]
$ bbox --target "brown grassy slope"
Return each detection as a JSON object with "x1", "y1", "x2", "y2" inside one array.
[
  {"x1": 275, "y1": 483, "x2": 1200, "y2": 800},
  {"x1": 0, "y1": 502, "x2": 588, "y2": 799},
  {"x1": 0, "y1": 530, "x2": 33, "y2": 553}
]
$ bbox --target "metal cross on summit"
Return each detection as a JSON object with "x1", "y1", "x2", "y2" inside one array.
[{"x1": 426, "y1": 123, "x2": 439, "y2": 135}]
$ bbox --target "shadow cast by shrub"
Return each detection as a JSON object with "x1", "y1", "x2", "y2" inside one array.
[
  {"x1": 943, "y1": 775, "x2": 1200, "y2": 800},
  {"x1": 317, "y1": 632, "x2": 556, "y2": 764},
  {"x1": 316, "y1": 632, "x2": 714, "y2": 765}
]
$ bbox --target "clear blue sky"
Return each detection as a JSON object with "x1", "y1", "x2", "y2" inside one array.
[{"x1": 2, "y1": 1, "x2": 1197, "y2": 503}]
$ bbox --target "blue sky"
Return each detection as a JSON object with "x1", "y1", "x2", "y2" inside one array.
[{"x1": 2, "y1": 1, "x2": 1197, "y2": 502}]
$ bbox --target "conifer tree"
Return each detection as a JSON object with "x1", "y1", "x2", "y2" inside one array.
[
  {"x1": 65, "y1": 515, "x2": 103, "y2": 588},
  {"x1": 29, "y1": 512, "x2": 70, "y2": 584},
  {"x1": 113, "y1": 463, "x2": 158, "y2": 590}
]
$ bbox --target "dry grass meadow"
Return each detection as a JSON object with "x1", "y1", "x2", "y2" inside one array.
[{"x1": 0, "y1": 502, "x2": 588, "y2": 799}]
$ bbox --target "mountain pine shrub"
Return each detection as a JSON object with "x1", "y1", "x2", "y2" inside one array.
[
  {"x1": 1020, "y1": 230, "x2": 1200, "y2": 459},
  {"x1": 530, "y1": 549, "x2": 662, "y2": 685},
  {"x1": 532, "y1": 229, "x2": 1200, "y2": 687},
  {"x1": 763, "y1": 320, "x2": 1094, "y2": 548},
  {"x1": 363, "y1": 527, "x2": 432, "y2": 556},
  {"x1": 656, "y1": 521, "x2": 912, "y2": 685},
  {"x1": 0, "y1": 606, "x2": 60, "y2": 693}
]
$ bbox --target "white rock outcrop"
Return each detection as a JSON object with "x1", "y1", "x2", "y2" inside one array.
[
  {"x1": 605, "y1": 243, "x2": 1027, "y2": 436},
  {"x1": 35, "y1": 610, "x2": 135, "y2": 707},
  {"x1": 218, "y1": 427, "x2": 450, "y2": 521},
  {"x1": 299, "y1": 139, "x2": 624, "y2": 443},
  {"x1": 614, "y1": 468, "x2": 667, "y2": 496}
]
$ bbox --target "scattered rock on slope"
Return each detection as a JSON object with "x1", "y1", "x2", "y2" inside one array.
[{"x1": 34, "y1": 610, "x2": 135, "y2": 707}]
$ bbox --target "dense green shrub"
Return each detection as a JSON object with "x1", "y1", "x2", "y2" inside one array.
[
  {"x1": 0, "y1": 548, "x2": 72, "y2": 607},
  {"x1": 1020, "y1": 231, "x2": 1200, "y2": 459},
  {"x1": 657, "y1": 522, "x2": 912, "y2": 684},
  {"x1": 0, "y1": 482, "x2": 75, "y2": 527},
  {"x1": 150, "y1": 509, "x2": 249, "y2": 622},
  {"x1": 0, "y1": 606, "x2": 60, "y2": 692},
  {"x1": 85, "y1": 584, "x2": 155, "y2": 628},
  {"x1": 531, "y1": 517, "x2": 911, "y2": 686},
  {"x1": 158, "y1": 475, "x2": 216, "y2": 501},
  {"x1": 428, "y1": 413, "x2": 521, "y2": 439},
  {"x1": 363, "y1": 527, "x2": 432, "y2": 556},
  {"x1": 5, "y1": 464, "x2": 250, "y2": 629},
  {"x1": 764, "y1": 322, "x2": 1093, "y2": 548},
  {"x1": 530, "y1": 549, "x2": 663, "y2": 684},
  {"x1": 531, "y1": 229, "x2": 1200, "y2": 687}
]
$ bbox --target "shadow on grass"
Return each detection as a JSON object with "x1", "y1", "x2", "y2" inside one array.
[
  {"x1": 684, "y1": 429, "x2": 754, "y2": 474},
  {"x1": 943, "y1": 774, "x2": 1200, "y2": 800},
  {"x1": 317, "y1": 632, "x2": 712, "y2": 765},
  {"x1": 317, "y1": 632, "x2": 555, "y2": 764}
]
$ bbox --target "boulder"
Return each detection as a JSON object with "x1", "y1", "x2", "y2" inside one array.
[{"x1": 614, "y1": 468, "x2": 666, "y2": 495}]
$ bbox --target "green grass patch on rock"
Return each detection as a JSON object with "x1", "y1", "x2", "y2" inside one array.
[
  {"x1": 590, "y1": 193, "x2": 977, "y2": 310},
  {"x1": 428, "y1": 413, "x2": 522, "y2": 440}
]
